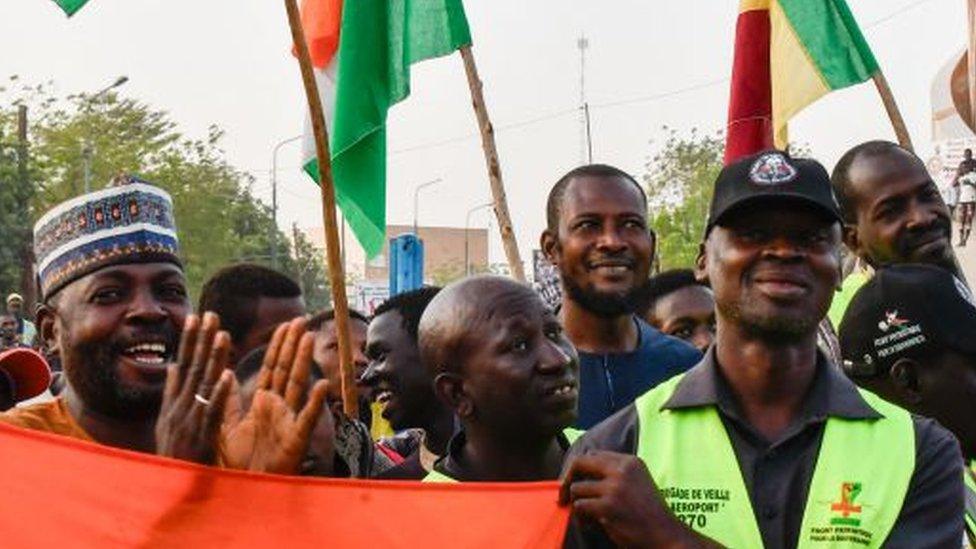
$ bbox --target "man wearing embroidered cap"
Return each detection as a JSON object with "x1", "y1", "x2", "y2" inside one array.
[
  {"x1": 561, "y1": 151, "x2": 962, "y2": 548},
  {"x1": 839, "y1": 264, "x2": 976, "y2": 545},
  {"x1": 0, "y1": 176, "x2": 194, "y2": 452}
]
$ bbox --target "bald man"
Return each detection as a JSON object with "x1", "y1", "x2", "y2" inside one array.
[{"x1": 418, "y1": 275, "x2": 581, "y2": 482}]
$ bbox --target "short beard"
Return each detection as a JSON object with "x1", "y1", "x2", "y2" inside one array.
[
  {"x1": 562, "y1": 276, "x2": 639, "y2": 319},
  {"x1": 63, "y1": 342, "x2": 162, "y2": 421},
  {"x1": 717, "y1": 299, "x2": 818, "y2": 344}
]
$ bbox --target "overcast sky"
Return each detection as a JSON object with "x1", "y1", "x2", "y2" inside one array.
[{"x1": 1, "y1": 0, "x2": 963, "y2": 268}]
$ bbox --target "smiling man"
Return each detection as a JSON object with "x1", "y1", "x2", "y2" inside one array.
[
  {"x1": 831, "y1": 140, "x2": 958, "y2": 276},
  {"x1": 561, "y1": 152, "x2": 962, "y2": 548},
  {"x1": 419, "y1": 276, "x2": 580, "y2": 482},
  {"x1": 0, "y1": 178, "x2": 189, "y2": 453},
  {"x1": 541, "y1": 164, "x2": 700, "y2": 429},
  {"x1": 360, "y1": 287, "x2": 455, "y2": 480}
]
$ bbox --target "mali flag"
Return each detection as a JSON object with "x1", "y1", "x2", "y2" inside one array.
[
  {"x1": 298, "y1": 0, "x2": 472, "y2": 258},
  {"x1": 0, "y1": 422, "x2": 568, "y2": 547},
  {"x1": 724, "y1": 0, "x2": 879, "y2": 163}
]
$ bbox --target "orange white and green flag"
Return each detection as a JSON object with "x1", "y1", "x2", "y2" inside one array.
[
  {"x1": 297, "y1": 0, "x2": 472, "y2": 257},
  {"x1": 725, "y1": 0, "x2": 879, "y2": 163}
]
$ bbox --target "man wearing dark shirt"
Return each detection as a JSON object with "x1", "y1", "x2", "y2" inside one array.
[
  {"x1": 540, "y1": 164, "x2": 700, "y2": 429},
  {"x1": 561, "y1": 151, "x2": 962, "y2": 548}
]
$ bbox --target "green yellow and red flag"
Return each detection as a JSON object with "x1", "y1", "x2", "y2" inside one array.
[
  {"x1": 297, "y1": 0, "x2": 472, "y2": 257},
  {"x1": 725, "y1": 0, "x2": 879, "y2": 163}
]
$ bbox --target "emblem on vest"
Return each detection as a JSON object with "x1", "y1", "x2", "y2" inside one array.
[
  {"x1": 808, "y1": 481, "x2": 874, "y2": 546},
  {"x1": 830, "y1": 482, "x2": 863, "y2": 526},
  {"x1": 749, "y1": 152, "x2": 798, "y2": 185}
]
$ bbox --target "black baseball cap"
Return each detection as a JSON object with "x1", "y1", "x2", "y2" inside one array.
[
  {"x1": 838, "y1": 264, "x2": 976, "y2": 378},
  {"x1": 706, "y1": 150, "x2": 842, "y2": 234}
]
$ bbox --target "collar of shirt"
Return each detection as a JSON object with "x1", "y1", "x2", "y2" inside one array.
[
  {"x1": 434, "y1": 429, "x2": 573, "y2": 482},
  {"x1": 662, "y1": 346, "x2": 882, "y2": 424}
]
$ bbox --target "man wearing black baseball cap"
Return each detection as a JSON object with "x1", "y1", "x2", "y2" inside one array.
[
  {"x1": 839, "y1": 264, "x2": 976, "y2": 544},
  {"x1": 561, "y1": 151, "x2": 962, "y2": 548}
]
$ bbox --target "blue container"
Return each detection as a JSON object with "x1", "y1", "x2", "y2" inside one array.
[{"x1": 389, "y1": 234, "x2": 424, "y2": 295}]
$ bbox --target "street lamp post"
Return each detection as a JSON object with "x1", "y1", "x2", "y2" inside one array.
[
  {"x1": 271, "y1": 135, "x2": 302, "y2": 268},
  {"x1": 465, "y1": 202, "x2": 493, "y2": 276},
  {"x1": 82, "y1": 76, "x2": 129, "y2": 193},
  {"x1": 412, "y1": 178, "x2": 442, "y2": 236}
]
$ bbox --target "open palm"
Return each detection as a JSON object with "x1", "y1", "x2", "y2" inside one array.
[{"x1": 221, "y1": 318, "x2": 329, "y2": 474}]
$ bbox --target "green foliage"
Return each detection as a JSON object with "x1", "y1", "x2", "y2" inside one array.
[
  {"x1": 643, "y1": 128, "x2": 724, "y2": 271},
  {"x1": 0, "y1": 77, "x2": 317, "y2": 304},
  {"x1": 290, "y1": 228, "x2": 331, "y2": 312}
]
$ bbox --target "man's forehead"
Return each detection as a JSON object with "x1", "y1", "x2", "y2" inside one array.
[
  {"x1": 562, "y1": 175, "x2": 645, "y2": 218},
  {"x1": 848, "y1": 153, "x2": 929, "y2": 196},
  {"x1": 323, "y1": 317, "x2": 368, "y2": 339}
]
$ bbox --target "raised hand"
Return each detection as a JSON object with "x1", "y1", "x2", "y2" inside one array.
[
  {"x1": 155, "y1": 312, "x2": 235, "y2": 464},
  {"x1": 221, "y1": 317, "x2": 330, "y2": 474}
]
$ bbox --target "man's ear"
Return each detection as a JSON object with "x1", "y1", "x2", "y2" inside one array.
[
  {"x1": 842, "y1": 224, "x2": 863, "y2": 261},
  {"x1": 36, "y1": 304, "x2": 59, "y2": 355},
  {"x1": 694, "y1": 242, "x2": 709, "y2": 285},
  {"x1": 540, "y1": 229, "x2": 559, "y2": 264},
  {"x1": 889, "y1": 358, "x2": 922, "y2": 405},
  {"x1": 433, "y1": 372, "x2": 472, "y2": 419}
]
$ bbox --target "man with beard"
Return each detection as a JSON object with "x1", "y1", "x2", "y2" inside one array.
[
  {"x1": 561, "y1": 152, "x2": 962, "y2": 548},
  {"x1": 0, "y1": 179, "x2": 191, "y2": 452},
  {"x1": 541, "y1": 164, "x2": 700, "y2": 429},
  {"x1": 418, "y1": 276, "x2": 580, "y2": 482},
  {"x1": 831, "y1": 140, "x2": 959, "y2": 276},
  {"x1": 361, "y1": 287, "x2": 455, "y2": 479}
]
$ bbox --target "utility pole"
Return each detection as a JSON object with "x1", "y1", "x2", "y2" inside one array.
[
  {"x1": 16, "y1": 106, "x2": 36, "y2": 307},
  {"x1": 270, "y1": 134, "x2": 302, "y2": 269},
  {"x1": 292, "y1": 223, "x2": 307, "y2": 296},
  {"x1": 577, "y1": 34, "x2": 592, "y2": 164},
  {"x1": 82, "y1": 76, "x2": 128, "y2": 194}
]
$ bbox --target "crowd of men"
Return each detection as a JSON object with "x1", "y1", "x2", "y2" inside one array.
[{"x1": 1, "y1": 143, "x2": 974, "y2": 547}]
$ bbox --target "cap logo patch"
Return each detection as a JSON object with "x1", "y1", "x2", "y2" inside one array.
[
  {"x1": 874, "y1": 311, "x2": 926, "y2": 358},
  {"x1": 877, "y1": 310, "x2": 908, "y2": 332},
  {"x1": 749, "y1": 153, "x2": 798, "y2": 185}
]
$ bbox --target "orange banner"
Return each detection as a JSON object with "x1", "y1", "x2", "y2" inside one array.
[{"x1": 0, "y1": 422, "x2": 568, "y2": 547}]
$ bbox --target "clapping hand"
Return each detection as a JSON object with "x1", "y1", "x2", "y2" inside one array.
[
  {"x1": 155, "y1": 312, "x2": 234, "y2": 464},
  {"x1": 221, "y1": 317, "x2": 330, "y2": 474}
]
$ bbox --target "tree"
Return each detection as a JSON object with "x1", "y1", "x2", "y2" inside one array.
[
  {"x1": 290, "y1": 226, "x2": 331, "y2": 312},
  {"x1": 0, "y1": 78, "x2": 302, "y2": 303},
  {"x1": 643, "y1": 128, "x2": 723, "y2": 271}
]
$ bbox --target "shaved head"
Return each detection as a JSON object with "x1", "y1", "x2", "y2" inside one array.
[{"x1": 419, "y1": 276, "x2": 542, "y2": 375}]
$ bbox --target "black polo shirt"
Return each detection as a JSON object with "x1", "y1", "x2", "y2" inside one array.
[
  {"x1": 433, "y1": 430, "x2": 573, "y2": 482},
  {"x1": 566, "y1": 349, "x2": 963, "y2": 548}
]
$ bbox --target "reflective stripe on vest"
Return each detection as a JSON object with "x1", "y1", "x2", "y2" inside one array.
[
  {"x1": 635, "y1": 374, "x2": 915, "y2": 548},
  {"x1": 964, "y1": 465, "x2": 976, "y2": 545}
]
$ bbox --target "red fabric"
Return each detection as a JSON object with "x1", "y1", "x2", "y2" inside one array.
[
  {"x1": 295, "y1": 0, "x2": 342, "y2": 69},
  {"x1": 724, "y1": 8, "x2": 774, "y2": 164},
  {"x1": 0, "y1": 422, "x2": 569, "y2": 547}
]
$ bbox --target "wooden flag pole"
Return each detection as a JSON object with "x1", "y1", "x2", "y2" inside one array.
[
  {"x1": 459, "y1": 45, "x2": 526, "y2": 282},
  {"x1": 283, "y1": 0, "x2": 358, "y2": 418},
  {"x1": 871, "y1": 71, "x2": 914, "y2": 152}
]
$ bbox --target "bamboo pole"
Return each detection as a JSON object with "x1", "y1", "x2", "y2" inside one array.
[
  {"x1": 459, "y1": 45, "x2": 526, "y2": 282},
  {"x1": 283, "y1": 0, "x2": 358, "y2": 418},
  {"x1": 871, "y1": 71, "x2": 914, "y2": 152}
]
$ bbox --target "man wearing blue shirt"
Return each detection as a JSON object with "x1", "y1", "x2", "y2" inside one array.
[{"x1": 540, "y1": 164, "x2": 701, "y2": 429}]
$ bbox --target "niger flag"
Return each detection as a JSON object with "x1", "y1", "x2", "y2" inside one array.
[
  {"x1": 0, "y1": 423, "x2": 568, "y2": 547},
  {"x1": 725, "y1": 0, "x2": 879, "y2": 163},
  {"x1": 297, "y1": 0, "x2": 472, "y2": 258}
]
